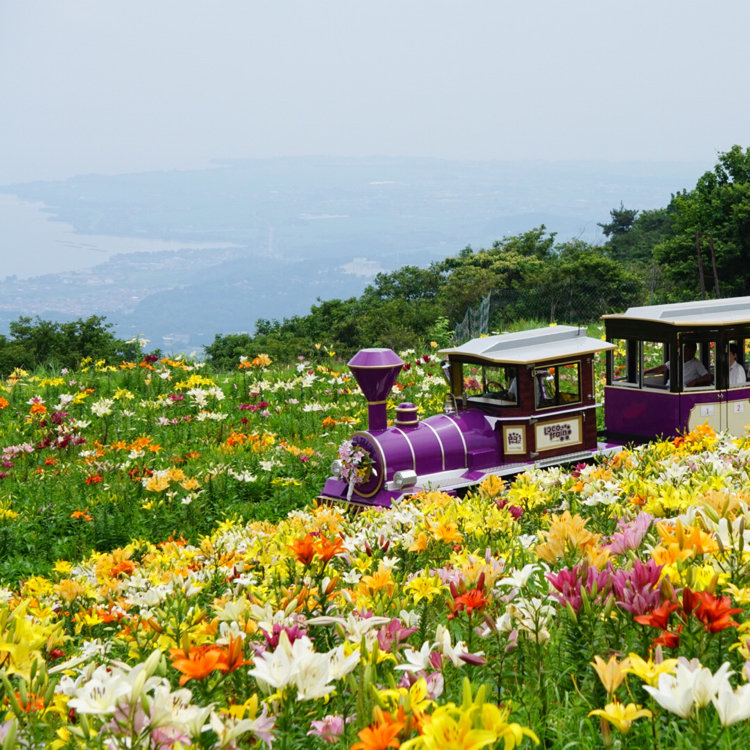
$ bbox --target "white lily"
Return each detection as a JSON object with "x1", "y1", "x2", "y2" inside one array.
[
  {"x1": 712, "y1": 681, "x2": 750, "y2": 727},
  {"x1": 496, "y1": 563, "x2": 539, "y2": 589},
  {"x1": 292, "y1": 647, "x2": 336, "y2": 701},
  {"x1": 124, "y1": 649, "x2": 163, "y2": 701},
  {"x1": 307, "y1": 613, "x2": 390, "y2": 642},
  {"x1": 248, "y1": 631, "x2": 299, "y2": 691},
  {"x1": 67, "y1": 666, "x2": 132, "y2": 715},
  {"x1": 328, "y1": 644, "x2": 361, "y2": 680},
  {"x1": 642, "y1": 662, "x2": 697, "y2": 719},
  {"x1": 688, "y1": 661, "x2": 733, "y2": 709},
  {"x1": 148, "y1": 683, "x2": 213, "y2": 736},
  {"x1": 394, "y1": 640, "x2": 435, "y2": 672},
  {"x1": 210, "y1": 712, "x2": 269, "y2": 749},
  {"x1": 715, "y1": 516, "x2": 750, "y2": 552},
  {"x1": 435, "y1": 625, "x2": 483, "y2": 667}
]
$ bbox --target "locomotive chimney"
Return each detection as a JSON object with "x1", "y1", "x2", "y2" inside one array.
[{"x1": 347, "y1": 348, "x2": 403, "y2": 432}]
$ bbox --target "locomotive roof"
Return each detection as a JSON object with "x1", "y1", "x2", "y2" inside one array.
[
  {"x1": 439, "y1": 325, "x2": 614, "y2": 365},
  {"x1": 603, "y1": 296, "x2": 750, "y2": 327}
]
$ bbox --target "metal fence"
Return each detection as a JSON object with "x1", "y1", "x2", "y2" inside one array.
[{"x1": 455, "y1": 281, "x2": 627, "y2": 344}]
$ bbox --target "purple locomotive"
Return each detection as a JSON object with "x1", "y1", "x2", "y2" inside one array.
[{"x1": 318, "y1": 296, "x2": 750, "y2": 509}]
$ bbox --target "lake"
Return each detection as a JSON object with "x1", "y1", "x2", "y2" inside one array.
[{"x1": 0, "y1": 194, "x2": 237, "y2": 281}]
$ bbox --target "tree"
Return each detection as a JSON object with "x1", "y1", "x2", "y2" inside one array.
[
  {"x1": 364, "y1": 265, "x2": 443, "y2": 302},
  {"x1": 599, "y1": 202, "x2": 639, "y2": 238},
  {"x1": 203, "y1": 332, "x2": 255, "y2": 371},
  {"x1": 0, "y1": 315, "x2": 136, "y2": 375},
  {"x1": 654, "y1": 145, "x2": 750, "y2": 299},
  {"x1": 434, "y1": 227, "x2": 558, "y2": 322},
  {"x1": 553, "y1": 240, "x2": 644, "y2": 319}
]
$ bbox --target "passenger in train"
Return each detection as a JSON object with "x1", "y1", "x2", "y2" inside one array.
[
  {"x1": 729, "y1": 343, "x2": 747, "y2": 386},
  {"x1": 647, "y1": 341, "x2": 713, "y2": 388},
  {"x1": 680, "y1": 342, "x2": 713, "y2": 387}
]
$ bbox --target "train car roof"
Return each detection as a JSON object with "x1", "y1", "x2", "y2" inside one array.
[
  {"x1": 439, "y1": 325, "x2": 615, "y2": 365},
  {"x1": 603, "y1": 296, "x2": 750, "y2": 327}
]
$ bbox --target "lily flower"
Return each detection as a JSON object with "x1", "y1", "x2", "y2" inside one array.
[
  {"x1": 67, "y1": 666, "x2": 132, "y2": 715},
  {"x1": 590, "y1": 654, "x2": 631, "y2": 695},
  {"x1": 611, "y1": 559, "x2": 664, "y2": 616},
  {"x1": 589, "y1": 700, "x2": 652, "y2": 733},
  {"x1": 693, "y1": 591, "x2": 743, "y2": 633},
  {"x1": 634, "y1": 600, "x2": 680, "y2": 630},
  {"x1": 625, "y1": 653, "x2": 678, "y2": 687},
  {"x1": 642, "y1": 670, "x2": 695, "y2": 719},
  {"x1": 170, "y1": 645, "x2": 224, "y2": 687},
  {"x1": 307, "y1": 612, "x2": 391, "y2": 643},
  {"x1": 209, "y1": 710, "x2": 275, "y2": 749},
  {"x1": 496, "y1": 563, "x2": 539, "y2": 590},
  {"x1": 394, "y1": 641, "x2": 435, "y2": 673},
  {"x1": 351, "y1": 711, "x2": 404, "y2": 750},
  {"x1": 307, "y1": 714, "x2": 347, "y2": 744},
  {"x1": 640, "y1": 659, "x2": 729, "y2": 719},
  {"x1": 688, "y1": 661, "x2": 734, "y2": 709},
  {"x1": 712, "y1": 680, "x2": 750, "y2": 727}
]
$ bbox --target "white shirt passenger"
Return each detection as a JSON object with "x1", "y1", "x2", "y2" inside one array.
[
  {"x1": 730, "y1": 359, "x2": 746, "y2": 386},
  {"x1": 664, "y1": 356, "x2": 710, "y2": 388},
  {"x1": 682, "y1": 357, "x2": 710, "y2": 386}
]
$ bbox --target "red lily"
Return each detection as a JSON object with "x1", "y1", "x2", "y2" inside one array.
[
  {"x1": 652, "y1": 625, "x2": 682, "y2": 649},
  {"x1": 681, "y1": 586, "x2": 701, "y2": 618},
  {"x1": 634, "y1": 600, "x2": 679, "y2": 630},
  {"x1": 693, "y1": 591, "x2": 743, "y2": 633}
]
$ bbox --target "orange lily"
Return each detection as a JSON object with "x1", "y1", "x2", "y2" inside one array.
[
  {"x1": 315, "y1": 535, "x2": 344, "y2": 563},
  {"x1": 634, "y1": 600, "x2": 679, "y2": 630},
  {"x1": 170, "y1": 645, "x2": 224, "y2": 686},
  {"x1": 215, "y1": 636, "x2": 252, "y2": 674},
  {"x1": 289, "y1": 534, "x2": 316, "y2": 565},
  {"x1": 350, "y1": 711, "x2": 404, "y2": 750}
]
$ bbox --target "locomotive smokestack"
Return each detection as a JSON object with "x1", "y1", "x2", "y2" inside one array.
[{"x1": 347, "y1": 348, "x2": 403, "y2": 432}]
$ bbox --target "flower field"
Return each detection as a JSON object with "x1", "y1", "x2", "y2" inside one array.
[
  {"x1": 2, "y1": 348, "x2": 750, "y2": 748},
  {"x1": 0, "y1": 350, "x2": 448, "y2": 581}
]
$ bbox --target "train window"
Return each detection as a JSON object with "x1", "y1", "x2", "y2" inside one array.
[
  {"x1": 463, "y1": 367, "x2": 483, "y2": 397},
  {"x1": 641, "y1": 341, "x2": 669, "y2": 385},
  {"x1": 643, "y1": 339, "x2": 715, "y2": 390},
  {"x1": 534, "y1": 362, "x2": 580, "y2": 408},
  {"x1": 642, "y1": 340, "x2": 669, "y2": 389},
  {"x1": 680, "y1": 340, "x2": 715, "y2": 389},
  {"x1": 558, "y1": 362, "x2": 580, "y2": 402},
  {"x1": 610, "y1": 338, "x2": 639, "y2": 385},
  {"x1": 742, "y1": 341, "x2": 750, "y2": 384},
  {"x1": 729, "y1": 341, "x2": 748, "y2": 387},
  {"x1": 482, "y1": 365, "x2": 519, "y2": 403},
  {"x1": 463, "y1": 364, "x2": 519, "y2": 406}
]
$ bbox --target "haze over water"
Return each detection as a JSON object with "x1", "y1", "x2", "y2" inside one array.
[{"x1": 0, "y1": 195, "x2": 237, "y2": 280}]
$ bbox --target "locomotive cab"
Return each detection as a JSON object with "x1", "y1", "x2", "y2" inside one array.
[{"x1": 440, "y1": 326, "x2": 616, "y2": 466}]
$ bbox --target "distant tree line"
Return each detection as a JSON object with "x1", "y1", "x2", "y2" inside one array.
[
  {"x1": 204, "y1": 228, "x2": 643, "y2": 368},
  {"x1": 0, "y1": 316, "x2": 141, "y2": 376},
  {"x1": 203, "y1": 145, "x2": 750, "y2": 368}
]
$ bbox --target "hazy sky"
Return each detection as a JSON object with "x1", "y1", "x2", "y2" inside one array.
[{"x1": 2, "y1": 0, "x2": 749, "y2": 184}]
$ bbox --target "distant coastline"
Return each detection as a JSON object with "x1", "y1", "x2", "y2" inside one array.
[{"x1": 0, "y1": 156, "x2": 708, "y2": 350}]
